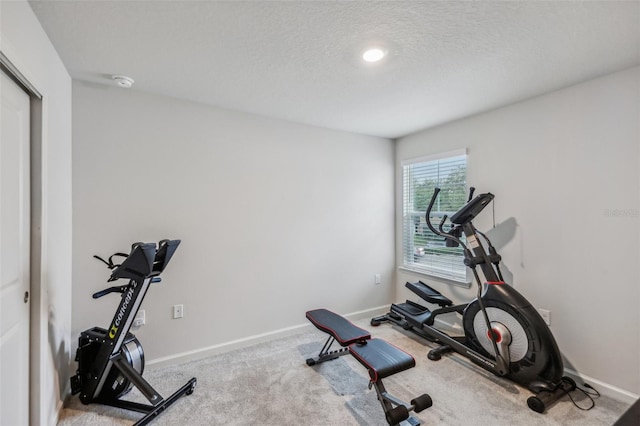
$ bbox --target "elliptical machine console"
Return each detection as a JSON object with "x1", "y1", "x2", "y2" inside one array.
[
  {"x1": 70, "y1": 239, "x2": 196, "y2": 425},
  {"x1": 372, "y1": 188, "x2": 576, "y2": 413}
]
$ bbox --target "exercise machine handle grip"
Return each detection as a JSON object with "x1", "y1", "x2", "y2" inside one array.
[
  {"x1": 92, "y1": 276, "x2": 161, "y2": 299},
  {"x1": 426, "y1": 188, "x2": 470, "y2": 255},
  {"x1": 92, "y1": 285, "x2": 127, "y2": 299},
  {"x1": 467, "y1": 187, "x2": 475, "y2": 202},
  {"x1": 425, "y1": 188, "x2": 441, "y2": 235},
  {"x1": 438, "y1": 214, "x2": 448, "y2": 234}
]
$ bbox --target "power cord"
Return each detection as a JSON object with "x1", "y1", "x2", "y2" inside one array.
[{"x1": 568, "y1": 382, "x2": 601, "y2": 411}]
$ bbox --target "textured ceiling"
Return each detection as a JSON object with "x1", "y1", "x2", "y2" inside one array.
[{"x1": 28, "y1": 1, "x2": 640, "y2": 139}]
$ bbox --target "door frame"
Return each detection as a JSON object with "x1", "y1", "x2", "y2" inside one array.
[{"x1": 1, "y1": 50, "x2": 44, "y2": 426}]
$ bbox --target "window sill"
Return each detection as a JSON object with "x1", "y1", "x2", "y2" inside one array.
[{"x1": 397, "y1": 266, "x2": 471, "y2": 289}]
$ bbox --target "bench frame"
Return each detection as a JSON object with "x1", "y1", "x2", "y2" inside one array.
[{"x1": 305, "y1": 309, "x2": 432, "y2": 426}]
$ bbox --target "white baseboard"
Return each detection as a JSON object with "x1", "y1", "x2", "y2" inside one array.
[
  {"x1": 564, "y1": 368, "x2": 639, "y2": 405},
  {"x1": 147, "y1": 305, "x2": 390, "y2": 370},
  {"x1": 52, "y1": 398, "x2": 64, "y2": 426},
  {"x1": 342, "y1": 305, "x2": 390, "y2": 322}
]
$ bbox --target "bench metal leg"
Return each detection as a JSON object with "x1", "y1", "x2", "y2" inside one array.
[
  {"x1": 370, "y1": 379, "x2": 431, "y2": 426},
  {"x1": 306, "y1": 336, "x2": 351, "y2": 366}
]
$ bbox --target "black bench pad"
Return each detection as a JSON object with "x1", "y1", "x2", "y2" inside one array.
[
  {"x1": 306, "y1": 309, "x2": 370, "y2": 346},
  {"x1": 349, "y1": 338, "x2": 416, "y2": 382}
]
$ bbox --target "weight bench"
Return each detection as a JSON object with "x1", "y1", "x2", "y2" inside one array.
[{"x1": 305, "y1": 309, "x2": 432, "y2": 426}]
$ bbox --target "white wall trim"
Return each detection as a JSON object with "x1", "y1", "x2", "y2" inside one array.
[
  {"x1": 0, "y1": 50, "x2": 42, "y2": 99},
  {"x1": 564, "y1": 368, "x2": 639, "y2": 405},
  {"x1": 400, "y1": 148, "x2": 466, "y2": 166},
  {"x1": 51, "y1": 399, "x2": 64, "y2": 426},
  {"x1": 146, "y1": 305, "x2": 389, "y2": 369}
]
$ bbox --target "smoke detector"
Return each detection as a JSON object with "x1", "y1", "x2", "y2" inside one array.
[{"x1": 112, "y1": 75, "x2": 134, "y2": 88}]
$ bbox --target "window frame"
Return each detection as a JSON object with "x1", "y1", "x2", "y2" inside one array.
[{"x1": 399, "y1": 149, "x2": 471, "y2": 287}]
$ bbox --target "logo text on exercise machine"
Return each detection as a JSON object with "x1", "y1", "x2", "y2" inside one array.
[{"x1": 109, "y1": 283, "x2": 137, "y2": 339}]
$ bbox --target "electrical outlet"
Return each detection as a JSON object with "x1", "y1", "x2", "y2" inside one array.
[
  {"x1": 133, "y1": 309, "x2": 145, "y2": 327},
  {"x1": 375, "y1": 274, "x2": 381, "y2": 285},
  {"x1": 173, "y1": 304, "x2": 184, "y2": 319},
  {"x1": 538, "y1": 308, "x2": 551, "y2": 326}
]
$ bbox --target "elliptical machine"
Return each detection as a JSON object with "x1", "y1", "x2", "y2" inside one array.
[
  {"x1": 70, "y1": 239, "x2": 197, "y2": 425},
  {"x1": 372, "y1": 188, "x2": 575, "y2": 413}
]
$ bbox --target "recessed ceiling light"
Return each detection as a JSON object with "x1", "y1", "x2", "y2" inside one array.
[
  {"x1": 362, "y1": 48, "x2": 386, "y2": 63},
  {"x1": 112, "y1": 75, "x2": 134, "y2": 88},
  {"x1": 362, "y1": 47, "x2": 387, "y2": 62}
]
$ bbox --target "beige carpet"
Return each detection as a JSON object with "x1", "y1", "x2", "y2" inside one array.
[{"x1": 59, "y1": 318, "x2": 631, "y2": 425}]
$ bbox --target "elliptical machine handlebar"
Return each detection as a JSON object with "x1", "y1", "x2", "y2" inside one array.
[
  {"x1": 467, "y1": 186, "x2": 475, "y2": 202},
  {"x1": 426, "y1": 188, "x2": 470, "y2": 255},
  {"x1": 425, "y1": 187, "x2": 442, "y2": 236},
  {"x1": 438, "y1": 214, "x2": 448, "y2": 234}
]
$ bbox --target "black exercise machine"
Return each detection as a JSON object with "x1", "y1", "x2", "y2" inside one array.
[
  {"x1": 306, "y1": 309, "x2": 432, "y2": 426},
  {"x1": 70, "y1": 239, "x2": 197, "y2": 426},
  {"x1": 372, "y1": 187, "x2": 576, "y2": 413}
]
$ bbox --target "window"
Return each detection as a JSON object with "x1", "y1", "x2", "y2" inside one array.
[{"x1": 401, "y1": 150, "x2": 468, "y2": 283}]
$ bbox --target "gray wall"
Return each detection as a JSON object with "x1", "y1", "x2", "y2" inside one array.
[
  {"x1": 72, "y1": 82, "x2": 395, "y2": 362},
  {"x1": 71, "y1": 52, "x2": 638, "y2": 405},
  {"x1": 1, "y1": 0, "x2": 73, "y2": 423},
  {"x1": 396, "y1": 67, "x2": 640, "y2": 400}
]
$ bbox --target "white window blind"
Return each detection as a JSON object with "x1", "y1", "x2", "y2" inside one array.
[{"x1": 402, "y1": 150, "x2": 468, "y2": 283}]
